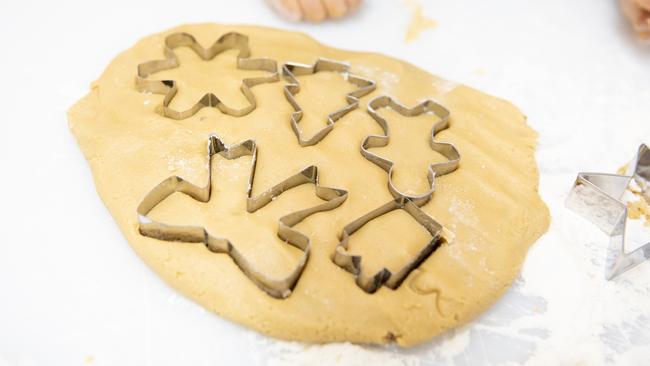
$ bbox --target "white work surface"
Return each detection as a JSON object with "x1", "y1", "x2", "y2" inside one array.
[{"x1": 1, "y1": 0, "x2": 649, "y2": 365}]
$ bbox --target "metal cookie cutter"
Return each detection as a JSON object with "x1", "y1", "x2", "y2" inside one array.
[
  {"x1": 333, "y1": 197, "x2": 450, "y2": 293},
  {"x1": 567, "y1": 143, "x2": 650, "y2": 279},
  {"x1": 137, "y1": 134, "x2": 348, "y2": 299},
  {"x1": 282, "y1": 58, "x2": 376, "y2": 146},
  {"x1": 333, "y1": 95, "x2": 460, "y2": 293},
  {"x1": 362, "y1": 95, "x2": 461, "y2": 206},
  {"x1": 136, "y1": 32, "x2": 279, "y2": 119}
]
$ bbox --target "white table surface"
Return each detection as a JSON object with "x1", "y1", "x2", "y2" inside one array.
[{"x1": 1, "y1": 0, "x2": 649, "y2": 365}]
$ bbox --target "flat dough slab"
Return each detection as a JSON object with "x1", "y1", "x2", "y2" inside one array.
[{"x1": 68, "y1": 23, "x2": 549, "y2": 347}]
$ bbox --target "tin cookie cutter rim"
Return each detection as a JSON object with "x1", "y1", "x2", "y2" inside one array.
[
  {"x1": 362, "y1": 95, "x2": 461, "y2": 207},
  {"x1": 136, "y1": 32, "x2": 279, "y2": 120},
  {"x1": 282, "y1": 58, "x2": 376, "y2": 146},
  {"x1": 332, "y1": 196, "x2": 450, "y2": 294},
  {"x1": 136, "y1": 134, "x2": 348, "y2": 299},
  {"x1": 566, "y1": 143, "x2": 650, "y2": 279}
]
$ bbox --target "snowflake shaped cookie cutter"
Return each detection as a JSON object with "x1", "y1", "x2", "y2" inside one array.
[
  {"x1": 567, "y1": 143, "x2": 650, "y2": 279},
  {"x1": 282, "y1": 58, "x2": 376, "y2": 146},
  {"x1": 333, "y1": 95, "x2": 460, "y2": 293},
  {"x1": 136, "y1": 32, "x2": 279, "y2": 119},
  {"x1": 137, "y1": 134, "x2": 348, "y2": 298}
]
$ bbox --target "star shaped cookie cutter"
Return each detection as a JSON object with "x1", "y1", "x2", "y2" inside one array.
[
  {"x1": 136, "y1": 32, "x2": 278, "y2": 119},
  {"x1": 362, "y1": 95, "x2": 461, "y2": 206},
  {"x1": 137, "y1": 134, "x2": 348, "y2": 299},
  {"x1": 333, "y1": 95, "x2": 460, "y2": 293},
  {"x1": 566, "y1": 143, "x2": 650, "y2": 279},
  {"x1": 282, "y1": 58, "x2": 376, "y2": 146}
]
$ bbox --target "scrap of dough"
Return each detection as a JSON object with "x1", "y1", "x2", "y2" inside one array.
[
  {"x1": 405, "y1": 4, "x2": 437, "y2": 43},
  {"x1": 68, "y1": 23, "x2": 549, "y2": 347}
]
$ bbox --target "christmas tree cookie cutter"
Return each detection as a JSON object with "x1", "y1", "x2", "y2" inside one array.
[
  {"x1": 333, "y1": 95, "x2": 460, "y2": 293},
  {"x1": 282, "y1": 58, "x2": 376, "y2": 146},
  {"x1": 567, "y1": 143, "x2": 650, "y2": 279},
  {"x1": 136, "y1": 32, "x2": 279, "y2": 119},
  {"x1": 136, "y1": 134, "x2": 348, "y2": 299}
]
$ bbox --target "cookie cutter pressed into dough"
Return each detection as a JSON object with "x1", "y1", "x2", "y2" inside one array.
[
  {"x1": 136, "y1": 32, "x2": 279, "y2": 119},
  {"x1": 282, "y1": 58, "x2": 376, "y2": 146},
  {"x1": 566, "y1": 143, "x2": 650, "y2": 279},
  {"x1": 333, "y1": 95, "x2": 460, "y2": 293},
  {"x1": 362, "y1": 95, "x2": 461, "y2": 206},
  {"x1": 333, "y1": 197, "x2": 451, "y2": 293},
  {"x1": 137, "y1": 134, "x2": 348, "y2": 299}
]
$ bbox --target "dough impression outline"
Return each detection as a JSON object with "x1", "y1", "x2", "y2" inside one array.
[
  {"x1": 136, "y1": 32, "x2": 279, "y2": 119},
  {"x1": 332, "y1": 96, "x2": 460, "y2": 293},
  {"x1": 136, "y1": 134, "x2": 348, "y2": 299}
]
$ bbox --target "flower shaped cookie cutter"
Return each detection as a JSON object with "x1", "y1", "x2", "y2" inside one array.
[{"x1": 136, "y1": 32, "x2": 279, "y2": 119}]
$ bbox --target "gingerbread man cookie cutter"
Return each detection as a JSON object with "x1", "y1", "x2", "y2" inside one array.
[
  {"x1": 282, "y1": 58, "x2": 376, "y2": 146},
  {"x1": 136, "y1": 32, "x2": 279, "y2": 119},
  {"x1": 567, "y1": 143, "x2": 650, "y2": 279},
  {"x1": 362, "y1": 95, "x2": 461, "y2": 206},
  {"x1": 137, "y1": 134, "x2": 348, "y2": 298}
]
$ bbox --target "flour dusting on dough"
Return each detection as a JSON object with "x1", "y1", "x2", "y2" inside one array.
[
  {"x1": 434, "y1": 80, "x2": 459, "y2": 98},
  {"x1": 260, "y1": 340, "x2": 421, "y2": 366},
  {"x1": 448, "y1": 197, "x2": 478, "y2": 226},
  {"x1": 353, "y1": 64, "x2": 400, "y2": 94}
]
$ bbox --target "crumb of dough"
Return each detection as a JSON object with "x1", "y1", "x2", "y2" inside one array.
[
  {"x1": 405, "y1": 3, "x2": 437, "y2": 43},
  {"x1": 628, "y1": 197, "x2": 650, "y2": 223}
]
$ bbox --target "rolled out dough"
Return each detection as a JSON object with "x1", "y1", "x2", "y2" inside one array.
[{"x1": 68, "y1": 23, "x2": 549, "y2": 347}]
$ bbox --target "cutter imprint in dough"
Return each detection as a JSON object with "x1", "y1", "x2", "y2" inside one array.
[{"x1": 68, "y1": 23, "x2": 549, "y2": 347}]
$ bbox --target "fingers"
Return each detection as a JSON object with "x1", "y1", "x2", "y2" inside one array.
[
  {"x1": 345, "y1": 0, "x2": 362, "y2": 12},
  {"x1": 620, "y1": 0, "x2": 650, "y2": 38},
  {"x1": 267, "y1": 0, "x2": 363, "y2": 22},
  {"x1": 323, "y1": 0, "x2": 349, "y2": 18},
  {"x1": 299, "y1": 0, "x2": 327, "y2": 22},
  {"x1": 633, "y1": 0, "x2": 650, "y2": 11},
  {"x1": 266, "y1": 0, "x2": 302, "y2": 21}
]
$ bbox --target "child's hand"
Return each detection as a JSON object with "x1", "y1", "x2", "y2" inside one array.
[
  {"x1": 620, "y1": 0, "x2": 650, "y2": 39},
  {"x1": 266, "y1": 0, "x2": 362, "y2": 22}
]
